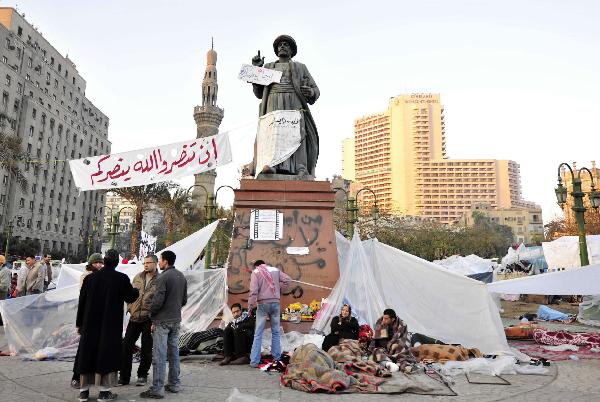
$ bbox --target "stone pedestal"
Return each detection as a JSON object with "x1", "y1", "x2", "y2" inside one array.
[{"x1": 227, "y1": 179, "x2": 340, "y2": 316}]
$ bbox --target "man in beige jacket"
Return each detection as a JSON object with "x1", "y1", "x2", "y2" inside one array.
[{"x1": 16, "y1": 254, "x2": 44, "y2": 296}]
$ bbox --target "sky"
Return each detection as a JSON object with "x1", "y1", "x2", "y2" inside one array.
[{"x1": 5, "y1": 0, "x2": 600, "y2": 223}]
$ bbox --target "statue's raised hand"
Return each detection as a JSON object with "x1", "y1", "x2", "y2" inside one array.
[{"x1": 252, "y1": 50, "x2": 264, "y2": 67}]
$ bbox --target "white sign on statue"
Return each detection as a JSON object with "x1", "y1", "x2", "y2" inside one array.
[
  {"x1": 254, "y1": 110, "x2": 302, "y2": 178},
  {"x1": 68, "y1": 132, "x2": 232, "y2": 191},
  {"x1": 250, "y1": 209, "x2": 283, "y2": 241},
  {"x1": 238, "y1": 64, "x2": 282, "y2": 86}
]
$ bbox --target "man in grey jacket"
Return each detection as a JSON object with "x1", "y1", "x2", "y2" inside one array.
[{"x1": 140, "y1": 250, "x2": 187, "y2": 399}]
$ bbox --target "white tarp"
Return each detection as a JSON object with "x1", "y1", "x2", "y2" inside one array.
[
  {"x1": 433, "y1": 254, "x2": 495, "y2": 276},
  {"x1": 312, "y1": 232, "x2": 386, "y2": 334},
  {"x1": 542, "y1": 235, "x2": 600, "y2": 270},
  {"x1": 314, "y1": 233, "x2": 510, "y2": 355},
  {"x1": 501, "y1": 244, "x2": 544, "y2": 266},
  {"x1": 254, "y1": 110, "x2": 302, "y2": 178},
  {"x1": 69, "y1": 133, "x2": 232, "y2": 191},
  {"x1": 0, "y1": 222, "x2": 224, "y2": 356},
  {"x1": 487, "y1": 264, "x2": 600, "y2": 295}
]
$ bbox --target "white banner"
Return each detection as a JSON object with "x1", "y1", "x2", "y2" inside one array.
[
  {"x1": 238, "y1": 64, "x2": 282, "y2": 85},
  {"x1": 139, "y1": 231, "x2": 157, "y2": 259},
  {"x1": 69, "y1": 133, "x2": 232, "y2": 191},
  {"x1": 254, "y1": 110, "x2": 301, "y2": 178}
]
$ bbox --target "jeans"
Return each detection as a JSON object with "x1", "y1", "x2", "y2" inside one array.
[
  {"x1": 250, "y1": 302, "x2": 281, "y2": 366},
  {"x1": 150, "y1": 322, "x2": 180, "y2": 395},
  {"x1": 120, "y1": 320, "x2": 153, "y2": 382}
]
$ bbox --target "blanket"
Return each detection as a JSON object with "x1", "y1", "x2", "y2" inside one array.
[
  {"x1": 369, "y1": 318, "x2": 416, "y2": 370},
  {"x1": 533, "y1": 329, "x2": 600, "y2": 348},
  {"x1": 412, "y1": 344, "x2": 482, "y2": 363},
  {"x1": 281, "y1": 343, "x2": 384, "y2": 393}
]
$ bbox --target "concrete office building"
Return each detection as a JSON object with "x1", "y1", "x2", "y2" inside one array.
[
  {"x1": 343, "y1": 93, "x2": 539, "y2": 224},
  {"x1": 0, "y1": 8, "x2": 110, "y2": 257}
]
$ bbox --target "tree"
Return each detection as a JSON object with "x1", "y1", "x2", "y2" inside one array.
[
  {"x1": 155, "y1": 186, "x2": 191, "y2": 246},
  {"x1": 0, "y1": 132, "x2": 28, "y2": 192},
  {"x1": 112, "y1": 182, "x2": 175, "y2": 256}
]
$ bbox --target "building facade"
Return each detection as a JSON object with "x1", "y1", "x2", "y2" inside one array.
[
  {"x1": 0, "y1": 7, "x2": 109, "y2": 256},
  {"x1": 192, "y1": 43, "x2": 224, "y2": 202},
  {"x1": 343, "y1": 93, "x2": 539, "y2": 224},
  {"x1": 460, "y1": 202, "x2": 544, "y2": 244}
]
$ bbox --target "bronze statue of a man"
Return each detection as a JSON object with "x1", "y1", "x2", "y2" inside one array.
[{"x1": 249, "y1": 35, "x2": 320, "y2": 178}]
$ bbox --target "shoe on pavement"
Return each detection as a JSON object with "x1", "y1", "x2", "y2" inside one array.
[
  {"x1": 250, "y1": 362, "x2": 259, "y2": 368},
  {"x1": 71, "y1": 379, "x2": 80, "y2": 389},
  {"x1": 78, "y1": 389, "x2": 89, "y2": 402},
  {"x1": 97, "y1": 390, "x2": 118, "y2": 401},
  {"x1": 136, "y1": 376, "x2": 147, "y2": 386},
  {"x1": 219, "y1": 356, "x2": 232, "y2": 366},
  {"x1": 117, "y1": 378, "x2": 129, "y2": 386},
  {"x1": 231, "y1": 355, "x2": 250, "y2": 365},
  {"x1": 165, "y1": 384, "x2": 180, "y2": 393},
  {"x1": 140, "y1": 390, "x2": 165, "y2": 399}
]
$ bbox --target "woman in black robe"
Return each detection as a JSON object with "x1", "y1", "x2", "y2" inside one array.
[
  {"x1": 322, "y1": 304, "x2": 360, "y2": 352},
  {"x1": 75, "y1": 249, "x2": 138, "y2": 401}
]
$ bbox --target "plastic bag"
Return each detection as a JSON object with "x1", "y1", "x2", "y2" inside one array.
[{"x1": 225, "y1": 388, "x2": 278, "y2": 402}]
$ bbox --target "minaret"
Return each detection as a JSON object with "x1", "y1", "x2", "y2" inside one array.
[{"x1": 193, "y1": 39, "x2": 224, "y2": 203}]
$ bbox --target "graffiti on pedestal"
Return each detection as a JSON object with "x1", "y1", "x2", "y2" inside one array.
[{"x1": 228, "y1": 208, "x2": 332, "y2": 299}]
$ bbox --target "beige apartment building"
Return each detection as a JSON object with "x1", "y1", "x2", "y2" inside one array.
[
  {"x1": 343, "y1": 93, "x2": 540, "y2": 224},
  {"x1": 460, "y1": 203, "x2": 544, "y2": 244}
]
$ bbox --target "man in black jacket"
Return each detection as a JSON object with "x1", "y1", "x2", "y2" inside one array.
[
  {"x1": 140, "y1": 250, "x2": 187, "y2": 399},
  {"x1": 75, "y1": 249, "x2": 139, "y2": 402},
  {"x1": 219, "y1": 303, "x2": 255, "y2": 365}
]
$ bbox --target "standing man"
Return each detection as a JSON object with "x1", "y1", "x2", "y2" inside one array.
[
  {"x1": 75, "y1": 249, "x2": 139, "y2": 402},
  {"x1": 247, "y1": 260, "x2": 291, "y2": 368},
  {"x1": 140, "y1": 250, "x2": 187, "y2": 399},
  {"x1": 16, "y1": 254, "x2": 44, "y2": 296},
  {"x1": 0, "y1": 255, "x2": 10, "y2": 324},
  {"x1": 41, "y1": 254, "x2": 52, "y2": 291},
  {"x1": 119, "y1": 254, "x2": 158, "y2": 387}
]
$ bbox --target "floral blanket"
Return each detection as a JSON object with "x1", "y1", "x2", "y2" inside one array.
[
  {"x1": 369, "y1": 318, "x2": 416, "y2": 370},
  {"x1": 533, "y1": 329, "x2": 600, "y2": 347}
]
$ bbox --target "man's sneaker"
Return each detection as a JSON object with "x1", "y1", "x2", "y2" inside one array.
[
  {"x1": 136, "y1": 376, "x2": 148, "y2": 386},
  {"x1": 116, "y1": 378, "x2": 129, "y2": 386},
  {"x1": 78, "y1": 389, "x2": 89, "y2": 402},
  {"x1": 140, "y1": 390, "x2": 165, "y2": 399},
  {"x1": 71, "y1": 379, "x2": 80, "y2": 389},
  {"x1": 165, "y1": 384, "x2": 180, "y2": 393},
  {"x1": 97, "y1": 391, "x2": 118, "y2": 401}
]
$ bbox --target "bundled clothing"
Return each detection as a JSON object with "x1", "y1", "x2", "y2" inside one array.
[
  {"x1": 533, "y1": 328, "x2": 600, "y2": 348},
  {"x1": 369, "y1": 317, "x2": 416, "y2": 371},
  {"x1": 322, "y1": 315, "x2": 359, "y2": 352},
  {"x1": 412, "y1": 344, "x2": 482, "y2": 363}
]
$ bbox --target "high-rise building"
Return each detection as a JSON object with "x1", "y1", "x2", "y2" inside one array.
[
  {"x1": 344, "y1": 93, "x2": 539, "y2": 224},
  {"x1": 0, "y1": 7, "x2": 110, "y2": 256},
  {"x1": 192, "y1": 41, "x2": 223, "y2": 202}
]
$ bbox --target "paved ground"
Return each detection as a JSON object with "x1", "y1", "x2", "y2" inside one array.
[{"x1": 1, "y1": 320, "x2": 600, "y2": 402}]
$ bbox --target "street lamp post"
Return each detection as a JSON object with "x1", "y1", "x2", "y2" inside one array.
[
  {"x1": 334, "y1": 187, "x2": 380, "y2": 239},
  {"x1": 105, "y1": 206, "x2": 136, "y2": 251},
  {"x1": 87, "y1": 217, "x2": 98, "y2": 258},
  {"x1": 555, "y1": 162, "x2": 600, "y2": 266},
  {"x1": 4, "y1": 220, "x2": 13, "y2": 257}
]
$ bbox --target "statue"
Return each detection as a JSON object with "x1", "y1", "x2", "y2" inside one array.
[{"x1": 248, "y1": 35, "x2": 320, "y2": 178}]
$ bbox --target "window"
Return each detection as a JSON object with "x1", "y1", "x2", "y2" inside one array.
[
  {"x1": 37, "y1": 221, "x2": 42, "y2": 230},
  {"x1": 17, "y1": 82, "x2": 23, "y2": 94},
  {"x1": 27, "y1": 219, "x2": 32, "y2": 229},
  {"x1": 0, "y1": 195, "x2": 5, "y2": 204},
  {"x1": 29, "y1": 200, "x2": 34, "y2": 210},
  {"x1": 2, "y1": 92, "x2": 8, "y2": 107},
  {"x1": 29, "y1": 126, "x2": 34, "y2": 136},
  {"x1": 32, "y1": 108, "x2": 37, "y2": 118},
  {"x1": 54, "y1": 79, "x2": 58, "y2": 88},
  {"x1": 46, "y1": 72, "x2": 50, "y2": 82},
  {"x1": 2, "y1": 175, "x2": 7, "y2": 184},
  {"x1": 19, "y1": 198, "x2": 25, "y2": 208},
  {"x1": 28, "y1": 57, "x2": 33, "y2": 67},
  {"x1": 32, "y1": 184, "x2": 37, "y2": 193},
  {"x1": 5, "y1": 38, "x2": 10, "y2": 49},
  {"x1": 51, "y1": 57, "x2": 54, "y2": 65},
  {"x1": 58, "y1": 63, "x2": 61, "y2": 72},
  {"x1": 25, "y1": 73, "x2": 30, "y2": 81},
  {"x1": 5, "y1": 74, "x2": 11, "y2": 86},
  {"x1": 1, "y1": 56, "x2": 6, "y2": 63},
  {"x1": 17, "y1": 26, "x2": 23, "y2": 36}
]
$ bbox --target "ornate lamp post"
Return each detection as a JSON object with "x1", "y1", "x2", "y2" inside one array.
[
  {"x1": 334, "y1": 187, "x2": 380, "y2": 239},
  {"x1": 4, "y1": 220, "x2": 14, "y2": 257},
  {"x1": 87, "y1": 217, "x2": 98, "y2": 258},
  {"x1": 105, "y1": 206, "x2": 136, "y2": 250},
  {"x1": 555, "y1": 162, "x2": 600, "y2": 266}
]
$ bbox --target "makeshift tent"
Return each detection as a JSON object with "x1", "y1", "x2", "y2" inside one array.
[
  {"x1": 0, "y1": 222, "x2": 224, "y2": 357},
  {"x1": 433, "y1": 254, "x2": 495, "y2": 276},
  {"x1": 542, "y1": 235, "x2": 600, "y2": 270},
  {"x1": 313, "y1": 233, "x2": 511, "y2": 356}
]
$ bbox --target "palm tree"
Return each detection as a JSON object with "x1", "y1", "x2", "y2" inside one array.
[
  {"x1": 112, "y1": 182, "x2": 175, "y2": 255},
  {"x1": 155, "y1": 186, "x2": 191, "y2": 246},
  {"x1": 0, "y1": 132, "x2": 28, "y2": 192}
]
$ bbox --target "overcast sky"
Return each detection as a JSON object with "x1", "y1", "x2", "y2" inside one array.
[{"x1": 6, "y1": 0, "x2": 600, "y2": 222}]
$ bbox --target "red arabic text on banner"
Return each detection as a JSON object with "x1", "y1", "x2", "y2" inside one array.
[{"x1": 68, "y1": 132, "x2": 232, "y2": 191}]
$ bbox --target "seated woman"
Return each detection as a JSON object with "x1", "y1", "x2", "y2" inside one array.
[{"x1": 322, "y1": 304, "x2": 359, "y2": 352}]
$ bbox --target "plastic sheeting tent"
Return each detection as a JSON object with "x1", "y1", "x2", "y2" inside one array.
[
  {"x1": 313, "y1": 232, "x2": 511, "y2": 356},
  {"x1": 0, "y1": 222, "x2": 225, "y2": 356},
  {"x1": 501, "y1": 244, "x2": 544, "y2": 266},
  {"x1": 542, "y1": 235, "x2": 600, "y2": 270},
  {"x1": 433, "y1": 254, "x2": 495, "y2": 276}
]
